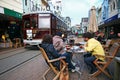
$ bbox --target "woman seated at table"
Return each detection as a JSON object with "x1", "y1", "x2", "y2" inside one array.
[{"x1": 40, "y1": 34, "x2": 79, "y2": 72}]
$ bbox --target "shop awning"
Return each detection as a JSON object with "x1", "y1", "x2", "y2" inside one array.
[{"x1": 4, "y1": 8, "x2": 22, "y2": 19}]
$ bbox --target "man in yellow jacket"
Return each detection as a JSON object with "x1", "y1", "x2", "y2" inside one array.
[{"x1": 82, "y1": 32, "x2": 105, "y2": 74}]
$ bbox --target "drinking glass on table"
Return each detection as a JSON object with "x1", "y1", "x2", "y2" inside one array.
[{"x1": 79, "y1": 45, "x2": 83, "y2": 49}]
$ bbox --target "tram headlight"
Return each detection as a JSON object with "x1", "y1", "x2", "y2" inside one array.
[{"x1": 33, "y1": 34, "x2": 36, "y2": 37}]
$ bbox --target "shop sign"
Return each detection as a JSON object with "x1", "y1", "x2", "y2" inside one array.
[
  {"x1": 104, "y1": 14, "x2": 118, "y2": 23},
  {"x1": 4, "y1": 8, "x2": 22, "y2": 19},
  {"x1": 23, "y1": 0, "x2": 50, "y2": 14},
  {"x1": 0, "y1": 6, "x2": 4, "y2": 14}
]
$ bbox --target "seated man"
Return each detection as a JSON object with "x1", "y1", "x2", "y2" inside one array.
[
  {"x1": 82, "y1": 32, "x2": 105, "y2": 74},
  {"x1": 41, "y1": 34, "x2": 79, "y2": 72}
]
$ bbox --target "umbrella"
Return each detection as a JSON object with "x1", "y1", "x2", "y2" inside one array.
[{"x1": 87, "y1": 6, "x2": 98, "y2": 32}]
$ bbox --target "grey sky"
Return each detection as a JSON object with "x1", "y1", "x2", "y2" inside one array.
[{"x1": 62, "y1": 0, "x2": 103, "y2": 26}]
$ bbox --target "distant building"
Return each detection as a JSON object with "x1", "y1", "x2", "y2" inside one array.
[
  {"x1": 81, "y1": 17, "x2": 88, "y2": 33},
  {"x1": 65, "y1": 17, "x2": 71, "y2": 28}
]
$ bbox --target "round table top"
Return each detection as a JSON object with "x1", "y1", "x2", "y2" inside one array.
[
  {"x1": 65, "y1": 45, "x2": 85, "y2": 53},
  {"x1": 79, "y1": 42, "x2": 86, "y2": 45}
]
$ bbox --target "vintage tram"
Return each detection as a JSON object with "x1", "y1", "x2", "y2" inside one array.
[{"x1": 22, "y1": 12, "x2": 67, "y2": 47}]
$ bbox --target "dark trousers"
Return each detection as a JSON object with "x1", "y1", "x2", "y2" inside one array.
[
  {"x1": 52, "y1": 52, "x2": 74, "y2": 71},
  {"x1": 84, "y1": 53, "x2": 97, "y2": 72},
  {"x1": 61, "y1": 52, "x2": 75, "y2": 70}
]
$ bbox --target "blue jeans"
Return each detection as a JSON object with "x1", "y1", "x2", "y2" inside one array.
[
  {"x1": 61, "y1": 52, "x2": 75, "y2": 70},
  {"x1": 84, "y1": 53, "x2": 97, "y2": 72}
]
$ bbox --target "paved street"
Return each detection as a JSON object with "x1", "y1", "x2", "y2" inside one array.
[
  {"x1": 0, "y1": 37, "x2": 112, "y2": 80},
  {"x1": 0, "y1": 52, "x2": 48, "y2": 80},
  {"x1": 0, "y1": 0, "x2": 120, "y2": 79},
  {"x1": 0, "y1": 47, "x2": 80, "y2": 80},
  {"x1": 0, "y1": 50, "x2": 40, "y2": 75}
]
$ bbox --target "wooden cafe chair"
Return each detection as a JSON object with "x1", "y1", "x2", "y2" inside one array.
[
  {"x1": 38, "y1": 45, "x2": 69, "y2": 80},
  {"x1": 14, "y1": 38, "x2": 22, "y2": 48},
  {"x1": 102, "y1": 39, "x2": 112, "y2": 52},
  {"x1": 91, "y1": 43, "x2": 120, "y2": 78}
]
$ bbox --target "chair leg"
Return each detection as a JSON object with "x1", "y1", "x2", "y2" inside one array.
[
  {"x1": 42, "y1": 67, "x2": 51, "y2": 80},
  {"x1": 59, "y1": 67, "x2": 69, "y2": 80},
  {"x1": 91, "y1": 66, "x2": 112, "y2": 78},
  {"x1": 53, "y1": 65, "x2": 66, "y2": 80},
  {"x1": 100, "y1": 69, "x2": 112, "y2": 78},
  {"x1": 91, "y1": 61, "x2": 112, "y2": 78},
  {"x1": 91, "y1": 70, "x2": 102, "y2": 77}
]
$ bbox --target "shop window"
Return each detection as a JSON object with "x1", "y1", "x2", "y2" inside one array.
[
  {"x1": 110, "y1": 4, "x2": 112, "y2": 12},
  {"x1": 113, "y1": 1, "x2": 116, "y2": 10},
  {"x1": 25, "y1": 0, "x2": 27, "y2": 6}
]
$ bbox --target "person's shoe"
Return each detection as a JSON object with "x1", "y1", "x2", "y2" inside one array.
[
  {"x1": 71, "y1": 61, "x2": 76, "y2": 66},
  {"x1": 71, "y1": 67, "x2": 80, "y2": 72}
]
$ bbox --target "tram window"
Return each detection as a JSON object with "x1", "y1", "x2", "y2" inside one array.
[
  {"x1": 38, "y1": 18, "x2": 50, "y2": 28},
  {"x1": 31, "y1": 19, "x2": 37, "y2": 28},
  {"x1": 24, "y1": 21, "x2": 30, "y2": 28}
]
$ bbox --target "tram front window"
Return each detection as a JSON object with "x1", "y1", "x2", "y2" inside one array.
[
  {"x1": 31, "y1": 19, "x2": 37, "y2": 28},
  {"x1": 24, "y1": 19, "x2": 37, "y2": 29},
  {"x1": 24, "y1": 20, "x2": 30, "y2": 28}
]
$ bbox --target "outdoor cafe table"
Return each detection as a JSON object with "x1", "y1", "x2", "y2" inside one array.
[
  {"x1": 65, "y1": 45, "x2": 86, "y2": 54},
  {"x1": 79, "y1": 42, "x2": 86, "y2": 45},
  {"x1": 65, "y1": 45, "x2": 86, "y2": 72},
  {"x1": 65, "y1": 45, "x2": 86, "y2": 80}
]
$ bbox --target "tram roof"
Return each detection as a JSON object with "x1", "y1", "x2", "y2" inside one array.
[{"x1": 22, "y1": 11, "x2": 67, "y2": 25}]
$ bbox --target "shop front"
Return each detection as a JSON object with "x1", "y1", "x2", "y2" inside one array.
[
  {"x1": 98, "y1": 13, "x2": 120, "y2": 39},
  {"x1": 0, "y1": 7, "x2": 22, "y2": 48}
]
